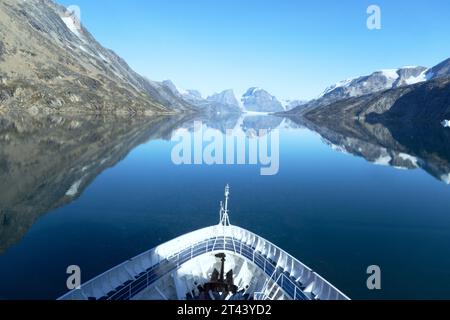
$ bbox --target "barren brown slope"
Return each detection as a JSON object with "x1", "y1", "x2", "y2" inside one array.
[{"x1": 0, "y1": 0, "x2": 193, "y2": 115}]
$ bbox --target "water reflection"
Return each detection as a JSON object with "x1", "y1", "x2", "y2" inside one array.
[
  {"x1": 1, "y1": 111, "x2": 449, "y2": 256},
  {"x1": 289, "y1": 115, "x2": 450, "y2": 185},
  {"x1": 0, "y1": 113, "x2": 192, "y2": 254},
  {"x1": 0, "y1": 113, "x2": 285, "y2": 254}
]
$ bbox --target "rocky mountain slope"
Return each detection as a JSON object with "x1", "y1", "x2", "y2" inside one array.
[
  {"x1": 288, "y1": 58, "x2": 450, "y2": 116},
  {"x1": 303, "y1": 76, "x2": 450, "y2": 122},
  {"x1": 318, "y1": 66, "x2": 428, "y2": 103},
  {"x1": 427, "y1": 58, "x2": 450, "y2": 79},
  {"x1": 0, "y1": 0, "x2": 193, "y2": 115}
]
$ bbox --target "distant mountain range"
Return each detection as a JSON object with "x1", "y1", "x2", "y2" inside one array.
[
  {"x1": 162, "y1": 83, "x2": 306, "y2": 113},
  {"x1": 286, "y1": 58, "x2": 450, "y2": 122},
  {"x1": 169, "y1": 57, "x2": 450, "y2": 117}
]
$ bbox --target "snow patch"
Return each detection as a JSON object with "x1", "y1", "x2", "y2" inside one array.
[
  {"x1": 380, "y1": 69, "x2": 400, "y2": 80},
  {"x1": 440, "y1": 173, "x2": 450, "y2": 185},
  {"x1": 177, "y1": 87, "x2": 189, "y2": 96},
  {"x1": 404, "y1": 72, "x2": 427, "y2": 85},
  {"x1": 399, "y1": 153, "x2": 419, "y2": 167},
  {"x1": 319, "y1": 78, "x2": 355, "y2": 98},
  {"x1": 98, "y1": 52, "x2": 109, "y2": 62},
  {"x1": 66, "y1": 179, "x2": 83, "y2": 197},
  {"x1": 166, "y1": 82, "x2": 189, "y2": 96},
  {"x1": 243, "y1": 87, "x2": 264, "y2": 97},
  {"x1": 61, "y1": 16, "x2": 83, "y2": 39},
  {"x1": 100, "y1": 157, "x2": 111, "y2": 165},
  {"x1": 330, "y1": 143, "x2": 349, "y2": 155},
  {"x1": 373, "y1": 155, "x2": 392, "y2": 166},
  {"x1": 78, "y1": 45, "x2": 89, "y2": 53},
  {"x1": 280, "y1": 99, "x2": 291, "y2": 111},
  {"x1": 250, "y1": 87, "x2": 263, "y2": 94}
]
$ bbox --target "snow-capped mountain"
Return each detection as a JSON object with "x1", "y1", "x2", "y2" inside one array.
[
  {"x1": 318, "y1": 66, "x2": 428, "y2": 102},
  {"x1": 163, "y1": 82, "x2": 307, "y2": 114},
  {"x1": 288, "y1": 59, "x2": 450, "y2": 115},
  {"x1": 207, "y1": 89, "x2": 241, "y2": 109},
  {"x1": 241, "y1": 87, "x2": 284, "y2": 112}
]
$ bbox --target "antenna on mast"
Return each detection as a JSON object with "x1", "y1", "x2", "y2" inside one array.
[{"x1": 219, "y1": 185, "x2": 231, "y2": 226}]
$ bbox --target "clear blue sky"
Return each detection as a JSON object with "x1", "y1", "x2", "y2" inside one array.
[{"x1": 57, "y1": 0, "x2": 450, "y2": 100}]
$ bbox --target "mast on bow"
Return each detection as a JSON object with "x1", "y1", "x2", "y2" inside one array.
[{"x1": 219, "y1": 185, "x2": 231, "y2": 226}]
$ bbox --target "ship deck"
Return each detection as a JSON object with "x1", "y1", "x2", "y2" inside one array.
[{"x1": 59, "y1": 225, "x2": 350, "y2": 301}]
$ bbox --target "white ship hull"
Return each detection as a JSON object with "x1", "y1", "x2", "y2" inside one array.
[{"x1": 59, "y1": 187, "x2": 349, "y2": 301}]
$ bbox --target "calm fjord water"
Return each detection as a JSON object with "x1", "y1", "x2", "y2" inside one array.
[{"x1": 1, "y1": 115, "x2": 450, "y2": 300}]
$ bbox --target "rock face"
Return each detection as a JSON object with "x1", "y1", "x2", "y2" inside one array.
[
  {"x1": 242, "y1": 87, "x2": 284, "y2": 112},
  {"x1": 207, "y1": 89, "x2": 240, "y2": 109},
  {"x1": 0, "y1": 0, "x2": 193, "y2": 114},
  {"x1": 427, "y1": 58, "x2": 450, "y2": 80}
]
